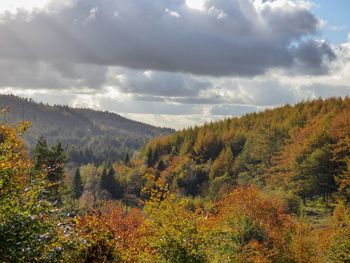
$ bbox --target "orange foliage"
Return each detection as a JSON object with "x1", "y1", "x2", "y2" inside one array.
[
  {"x1": 203, "y1": 186, "x2": 294, "y2": 262},
  {"x1": 0, "y1": 121, "x2": 32, "y2": 194},
  {"x1": 76, "y1": 203, "x2": 144, "y2": 262}
]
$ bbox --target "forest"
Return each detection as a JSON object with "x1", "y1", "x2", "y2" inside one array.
[
  {"x1": 0, "y1": 95, "x2": 172, "y2": 164},
  {"x1": 1, "y1": 97, "x2": 350, "y2": 262}
]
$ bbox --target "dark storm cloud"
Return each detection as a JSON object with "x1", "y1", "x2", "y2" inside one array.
[
  {"x1": 0, "y1": 59, "x2": 107, "y2": 89},
  {"x1": 1, "y1": 0, "x2": 348, "y2": 129},
  {"x1": 111, "y1": 69, "x2": 211, "y2": 96},
  {"x1": 291, "y1": 40, "x2": 336, "y2": 75},
  {"x1": 0, "y1": 0, "x2": 335, "y2": 77},
  {"x1": 110, "y1": 77, "x2": 300, "y2": 106}
]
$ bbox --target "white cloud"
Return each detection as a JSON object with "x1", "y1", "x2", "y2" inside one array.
[
  {"x1": 186, "y1": 0, "x2": 205, "y2": 11},
  {"x1": 0, "y1": 0, "x2": 349, "y2": 129},
  {"x1": 328, "y1": 25, "x2": 347, "y2": 32},
  {"x1": 0, "y1": 0, "x2": 50, "y2": 13},
  {"x1": 165, "y1": 8, "x2": 181, "y2": 18},
  {"x1": 120, "y1": 113, "x2": 231, "y2": 130}
]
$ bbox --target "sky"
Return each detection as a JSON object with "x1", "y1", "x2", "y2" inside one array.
[{"x1": 0, "y1": 0, "x2": 349, "y2": 129}]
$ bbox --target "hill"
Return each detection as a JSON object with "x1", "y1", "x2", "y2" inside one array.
[
  {"x1": 0, "y1": 94, "x2": 173, "y2": 164},
  {"x1": 137, "y1": 97, "x2": 350, "y2": 204},
  {"x1": 2, "y1": 97, "x2": 350, "y2": 262}
]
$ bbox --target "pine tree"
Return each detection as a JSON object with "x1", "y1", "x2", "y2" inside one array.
[
  {"x1": 336, "y1": 159, "x2": 350, "y2": 202},
  {"x1": 72, "y1": 168, "x2": 84, "y2": 199},
  {"x1": 100, "y1": 167, "x2": 121, "y2": 199},
  {"x1": 100, "y1": 167, "x2": 109, "y2": 194},
  {"x1": 33, "y1": 136, "x2": 49, "y2": 170},
  {"x1": 33, "y1": 137, "x2": 68, "y2": 204},
  {"x1": 124, "y1": 153, "x2": 130, "y2": 164}
]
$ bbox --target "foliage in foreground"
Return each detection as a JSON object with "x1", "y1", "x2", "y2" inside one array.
[
  {"x1": 57, "y1": 186, "x2": 350, "y2": 263},
  {"x1": 2, "y1": 99, "x2": 350, "y2": 262},
  {"x1": 0, "y1": 122, "x2": 60, "y2": 262}
]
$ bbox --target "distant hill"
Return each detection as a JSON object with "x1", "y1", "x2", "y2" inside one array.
[{"x1": 0, "y1": 95, "x2": 173, "y2": 164}]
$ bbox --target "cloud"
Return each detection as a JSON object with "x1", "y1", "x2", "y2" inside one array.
[
  {"x1": 106, "y1": 68, "x2": 211, "y2": 97},
  {"x1": 0, "y1": 60, "x2": 107, "y2": 89},
  {"x1": 291, "y1": 39, "x2": 336, "y2": 75},
  {"x1": 328, "y1": 25, "x2": 347, "y2": 32},
  {"x1": 120, "y1": 113, "x2": 233, "y2": 130},
  {"x1": 0, "y1": 0, "x2": 349, "y2": 129},
  {"x1": 302, "y1": 84, "x2": 350, "y2": 99},
  {"x1": 0, "y1": 0, "x2": 335, "y2": 76}
]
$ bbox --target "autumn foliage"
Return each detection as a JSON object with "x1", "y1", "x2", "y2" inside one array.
[{"x1": 2, "y1": 98, "x2": 350, "y2": 262}]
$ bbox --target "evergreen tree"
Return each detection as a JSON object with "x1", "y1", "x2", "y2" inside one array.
[
  {"x1": 72, "y1": 168, "x2": 84, "y2": 199},
  {"x1": 33, "y1": 137, "x2": 68, "y2": 204},
  {"x1": 33, "y1": 136, "x2": 49, "y2": 170},
  {"x1": 292, "y1": 147, "x2": 335, "y2": 203},
  {"x1": 336, "y1": 159, "x2": 350, "y2": 202},
  {"x1": 124, "y1": 153, "x2": 130, "y2": 164},
  {"x1": 100, "y1": 167, "x2": 109, "y2": 194},
  {"x1": 100, "y1": 167, "x2": 121, "y2": 199}
]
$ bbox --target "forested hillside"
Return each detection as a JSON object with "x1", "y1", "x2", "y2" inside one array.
[
  {"x1": 2, "y1": 98, "x2": 350, "y2": 262},
  {"x1": 0, "y1": 95, "x2": 173, "y2": 164},
  {"x1": 140, "y1": 97, "x2": 350, "y2": 203}
]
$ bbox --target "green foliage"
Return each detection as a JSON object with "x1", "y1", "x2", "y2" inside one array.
[
  {"x1": 72, "y1": 168, "x2": 84, "y2": 199},
  {"x1": 173, "y1": 159, "x2": 208, "y2": 196},
  {"x1": 0, "y1": 122, "x2": 61, "y2": 262},
  {"x1": 2, "y1": 98, "x2": 350, "y2": 262},
  {"x1": 327, "y1": 227, "x2": 350, "y2": 263},
  {"x1": 209, "y1": 174, "x2": 233, "y2": 198},
  {"x1": 193, "y1": 128, "x2": 223, "y2": 162},
  {"x1": 293, "y1": 146, "x2": 335, "y2": 201},
  {"x1": 100, "y1": 167, "x2": 122, "y2": 199},
  {"x1": 327, "y1": 206, "x2": 350, "y2": 262},
  {"x1": 336, "y1": 160, "x2": 350, "y2": 201},
  {"x1": 0, "y1": 179, "x2": 59, "y2": 263},
  {"x1": 143, "y1": 194, "x2": 208, "y2": 263},
  {"x1": 138, "y1": 97, "x2": 350, "y2": 204},
  {"x1": 33, "y1": 137, "x2": 68, "y2": 204},
  {"x1": 0, "y1": 94, "x2": 172, "y2": 165},
  {"x1": 210, "y1": 146, "x2": 234, "y2": 179}
]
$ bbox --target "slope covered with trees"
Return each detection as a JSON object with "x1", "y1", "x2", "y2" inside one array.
[
  {"x1": 2, "y1": 97, "x2": 350, "y2": 262},
  {"x1": 1, "y1": 119, "x2": 350, "y2": 262},
  {"x1": 140, "y1": 97, "x2": 350, "y2": 203},
  {"x1": 0, "y1": 95, "x2": 173, "y2": 164}
]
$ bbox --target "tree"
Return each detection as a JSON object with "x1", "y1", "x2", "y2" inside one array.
[
  {"x1": 0, "y1": 122, "x2": 61, "y2": 262},
  {"x1": 336, "y1": 160, "x2": 350, "y2": 201},
  {"x1": 33, "y1": 137, "x2": 68, "y2": 204},
  {"x1": 193, "y1": 129, "x2": 222, "y2": 162},
  {"x1": 100, "y1": 167, "x2": 121, "y2": 199},
  {"x1": 72, "y1": 168, "x2": 84, "y2": 199},
  {"x1": 142, "y1": 193, "x2": 208, "y2": 263},
  {"x1": 210, "y1": 147, "x2": 234, "y2": 179},
  {"x1": 124, "y1": 153, "x2": 130, "y2": 164},
  {"x1": 293, "y1": 147, "x2": 336, "y2": 203},
  {"x1": 330, "y1": 110, "x2": 350, "y2": 201},
  {"x1": 327, "y1": 205, "x2": 350, "y2": 262}
]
